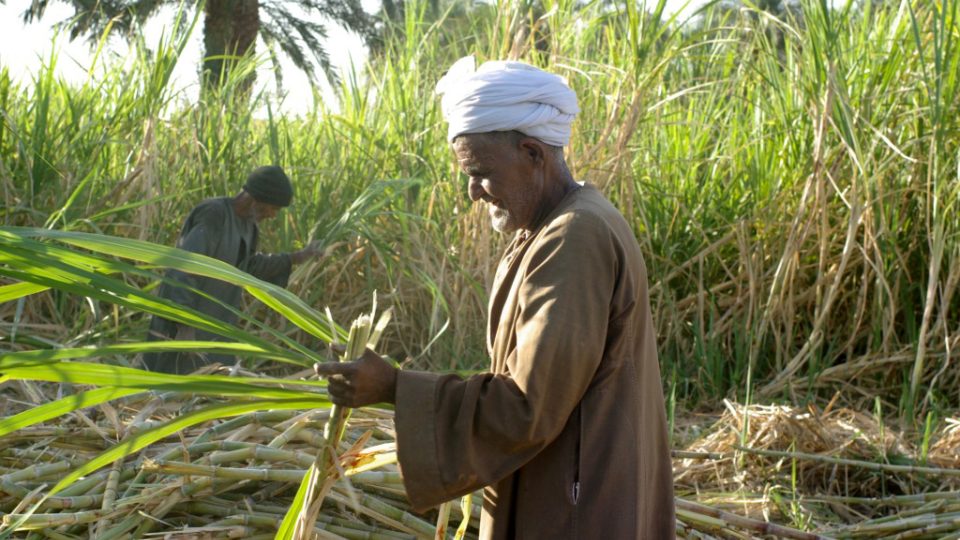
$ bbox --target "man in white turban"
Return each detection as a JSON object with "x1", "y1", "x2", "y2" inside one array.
[
  {"x1": 317, "y1": 57, "x2": 676, "y2": 539},
  {"x1": 435, "y1": 55, "x2": 580, "y2": 147}
]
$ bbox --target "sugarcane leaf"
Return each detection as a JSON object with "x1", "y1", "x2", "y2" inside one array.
[
  {"x1": 43, "y1": 397, "x2": 331, "y2": 498},
  {"x1": 0, "y1": 386, "x2": 143, "y2": 438},
  {"x1": 0, "y1": 362, "x2": 329, "y2": 400},
  {"x1": 0, "y1": 235, "x2": 329, "y2": 366},
  {"x1": 3, "y1": 227, "x2": 343, "y2": 343},
  {"x1": 0, "y1": 281, "x2": 49, "y2": 302},
  {"x1": 0, "y1": 340, "x2": 313, "y2": 366},
  {"x1": 276, "y1": 463, "x2": 319, "y2": 540},
  {"x1": 0, "y1": 247, "x2": 273, "y2": 350}
]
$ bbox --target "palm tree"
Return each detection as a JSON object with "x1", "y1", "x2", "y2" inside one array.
[{"x1": 18, "y1": 0, "x2": 375, "y2": 91}]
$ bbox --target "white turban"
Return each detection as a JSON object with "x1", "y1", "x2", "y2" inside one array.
[{"x1": 435, "y1": 56, "x2": 580, "y2": 147}]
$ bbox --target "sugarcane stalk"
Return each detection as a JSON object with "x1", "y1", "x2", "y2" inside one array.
[
  {"x1": 289, "y1": 306, "x2": 393, "y2": 539},
  {"x1": 190, "y1": 410, "x2": 299, "y2": 445},
  {"x1": 200, "y1": 504, "x2": 412, "y2": 539},
  {"x1": 833, "y1": 512, "x2": 960, "y2": 535},
  {"x1": 676, "y1": 499, "x2": 828, "y2": 540},
  {"x1": 887, "y1": 519, "x2": 960, "y2": 539},
  {"x1": 327, "y1": 488, "x2": 436, "y2": 539},
  {"x1": 36, "y1": 530, "x2": 76, "y2": 540},
  {"x1": 434, "y1": 500, "x2": 453, "y2": 540},
  {"x1": 733, "y1": 444, "x2": 960, "y2": 477},
  {"x1": 91, "y1": 455, "x2": 125, "y2": 537},
  {"x1": 1, "y1": 509, "x2": 124, "y2": 529},
  {"x1": 809, "y1": 491, "x2": 960, "y2": 507},
  {"x1": 143, "y1": 460, "x2": 306, "y2": 482},
  {"x1": 269, "y1": 418, "x2": 313, "y2": 449},
  {"x1": 0, "y1": 461, "x2": 73, "y2": 482},
  {"x1": 673, "y1": 450, "x2": 728, "y2": 460},
  {"x1": 1, "y1": 474, "x2": 120, "y2": 511},
  {"x1": 454, "y1": 493, "x2": 473, "y2": 540},
  {"x1": 210, "y1": 444, "x2": 317, "y2": 468}
]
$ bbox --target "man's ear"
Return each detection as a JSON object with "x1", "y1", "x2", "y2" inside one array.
[{"x1": 519, "y1": 138, "x2": 545, "y2": 166}]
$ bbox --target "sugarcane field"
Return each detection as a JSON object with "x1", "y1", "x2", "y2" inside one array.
[{"x1": 1, "y1": 0, "x2": 959, "y2": 538}]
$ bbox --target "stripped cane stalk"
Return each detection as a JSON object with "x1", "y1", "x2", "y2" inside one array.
[
  {"x1": 93, "y1": 455, "x2": 123, "y2": 537},
  {"x1": 285, "y1": 304, "x2": 393, "y2": 539},
  {"x1": 434, "y1": 500, "x2": 453, "y2": 540},
  {"x1": 675, "y1": 499, "x2": 828, "y2": 540},
  {"x1": 454, "y1": 493, "x2": 474, "y2": 540}
]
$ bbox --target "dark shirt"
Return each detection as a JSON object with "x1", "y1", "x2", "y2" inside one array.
[{"x1": 143, "y1": 197, "x2": 292, "y2": 373}]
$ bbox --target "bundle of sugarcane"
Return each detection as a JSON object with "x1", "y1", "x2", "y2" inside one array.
[
  {"x1": 0, "y1": 405, "x2": 466, "y2": 539},
  {"x1": 0, "y1": 303, "x2": 483, "y2": 540},
  {"x1": 0, "y1": 391, "x2": 832, "y2": 540}
]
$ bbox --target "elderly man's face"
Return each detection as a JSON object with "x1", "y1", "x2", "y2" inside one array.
[
  {"x1": 453, "y1": 134, "x2": 543, "y2": 234},
  {"x1": 250, "y1": 200, "x2": 282, "y2": 222}
]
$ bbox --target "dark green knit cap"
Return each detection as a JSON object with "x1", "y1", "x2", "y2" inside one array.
[{"x1": 243, "y1": 165, "x2": 293, "y2": 207}]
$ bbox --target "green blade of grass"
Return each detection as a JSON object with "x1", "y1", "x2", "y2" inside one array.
[{"x1": 0, "y1": 386, "x2": 143, "y2": 438}]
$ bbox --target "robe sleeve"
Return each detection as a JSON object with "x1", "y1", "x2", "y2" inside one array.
[
  {"x1": 162, "y1": 204, "x2": 226, "y2": 312},
  {"x1": 395, "y1": 211, "x2": 618, "y2": 510},
  {"x1": 240, "y1": 252, "x2": 293, "y2": 288}
]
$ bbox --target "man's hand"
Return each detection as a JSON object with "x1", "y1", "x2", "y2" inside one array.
[
  {"x1": 290, "y1": 241, "x2": 345, "y2": 265},
  {"x1": 315, "y1": 346, "x2": 398, "y2": 407}
]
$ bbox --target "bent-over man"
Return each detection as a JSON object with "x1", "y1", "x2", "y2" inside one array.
[
  {"x1": 144, "y1": 165, "x2": 323, "y2": 374},
  {"x1": 316, "y1": 57, "x2": 676, "y2": 539}
]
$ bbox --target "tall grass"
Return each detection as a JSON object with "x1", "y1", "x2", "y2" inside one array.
[{"x1": 1, "y1": 0, "x2": 958, "y2": 417}]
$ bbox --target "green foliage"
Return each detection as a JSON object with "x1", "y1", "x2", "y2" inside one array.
[{"x1": 1, "y1": 0, "x2": 959, "y2": 418}]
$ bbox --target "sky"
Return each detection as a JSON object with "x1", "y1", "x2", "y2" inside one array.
[
  {"x1": 0, "y1": 0, "x2": 708, "y2": 116},
  {"x1": 0, "y1": 0, "x2": 378, "y2": 116}
]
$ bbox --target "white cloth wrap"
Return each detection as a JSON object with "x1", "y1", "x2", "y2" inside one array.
[{"x1": 435, "y1": 56, "x2": 579, "y2": 147}]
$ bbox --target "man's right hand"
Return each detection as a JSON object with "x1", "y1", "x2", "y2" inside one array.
[
  {"x1": 315, "y1": 346, "x2": 398, "y2": 407},
  {"x1": 291, "y1": 241, "x2": 345, "y2": 265}
]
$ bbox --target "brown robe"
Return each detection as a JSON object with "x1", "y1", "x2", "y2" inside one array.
[{"x1": 395, "y1": 184, "x2": 675, "y2": 539}]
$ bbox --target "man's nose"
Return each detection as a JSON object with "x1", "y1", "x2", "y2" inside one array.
[{"x1": 467, "y1": 177, "x2": 483, "y2": 202}]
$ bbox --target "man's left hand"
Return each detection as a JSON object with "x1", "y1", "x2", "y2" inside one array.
[{"x1": 315, "y1": 346, "x2": 398, "y2": 407}]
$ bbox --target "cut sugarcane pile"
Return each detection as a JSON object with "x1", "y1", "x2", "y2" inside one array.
[
  {"x1": 673, "y1": 401, "x2": 960, "y2": 539},
  {"x1": 0, "y1": 388, "x2": 461, "y2": 540},
  {"x1": 2, "y1": 387, "x2": 959, "y2": 539}
]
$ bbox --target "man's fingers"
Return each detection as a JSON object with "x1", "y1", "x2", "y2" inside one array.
[
  {"x1": 329, "y1": 373, "x2": 350, "y2": 386},
  {"x1": 314, "y1": 361, "x2": 348, "y2": 376},
  {"x1": 325, "y1": 378, "x2": 354, "y2": 406}
]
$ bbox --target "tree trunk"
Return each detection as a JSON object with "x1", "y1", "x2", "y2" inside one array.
[{"x1": 203, "y1": 0, "x2": 259, "y2": 92}]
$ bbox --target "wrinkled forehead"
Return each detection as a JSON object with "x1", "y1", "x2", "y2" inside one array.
[{"x1": 452, "y1": 134, "x2": 504, "y2": 168}]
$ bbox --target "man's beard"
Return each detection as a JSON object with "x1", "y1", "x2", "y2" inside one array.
[{"x1": 489, "y1": 205, "x2": 516, "y2": 234}]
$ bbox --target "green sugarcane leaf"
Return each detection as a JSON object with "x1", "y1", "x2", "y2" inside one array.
[
  {"x1": 0, "y1": 248, "x2": 274, "y2": 350},
  {"x1": 0, "y1": 340, "x2": 314, "y2": 366},
  {"x1": 0, "y1": 281, "x2": 49, "y2": 302},
  {"x1": 276, "y1": 462, "x2": 319, "y2": 540},
  {"x1": 2, "y1": 227, "x2": 344, "y2": 343},
  {"x1": 0, "y1": 386, "x2": 143, "y2": 438},
  {"x1": 0, "y1": 362, "x2": 328, "y2": 400},
  {"x1": 44, "y1": 398, "x2": 331, "y2": 497},
  {"x1": 0, "y1": 353, "x2": 328, "y2": 391}
]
